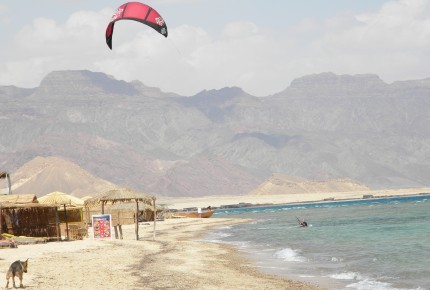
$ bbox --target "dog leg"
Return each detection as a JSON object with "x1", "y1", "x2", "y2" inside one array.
[
  {"x1": 5, "y1": 278, "x2": 9, "y2": 288},
  {"x1": 17, "y1": 272, "x2": 24, "y2": 288}
]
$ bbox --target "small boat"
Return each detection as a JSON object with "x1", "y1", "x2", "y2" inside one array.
[{"x1": 173, "y1": 209, "x2": 215, "y2": 218}]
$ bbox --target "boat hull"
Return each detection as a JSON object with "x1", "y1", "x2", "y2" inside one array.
[{"x1": 174, "y1": 210, "x2": 215, "y2": 218}]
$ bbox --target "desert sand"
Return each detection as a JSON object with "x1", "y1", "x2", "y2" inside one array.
[
  {"x1": 0, "y1": 218, "x2": 323, "y2": 290},
  {"x1": 160, "y1": 187, "x2": 430, "y2": 209}
]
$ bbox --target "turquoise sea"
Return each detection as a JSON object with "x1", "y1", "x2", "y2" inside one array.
[{"x1": 206, "y1": 195, "x2": 430, "y2": 290}]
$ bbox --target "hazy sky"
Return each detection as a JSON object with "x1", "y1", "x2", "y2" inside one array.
[{"x1": 0, "y1": 0, "x2": 429, "y2": 96}]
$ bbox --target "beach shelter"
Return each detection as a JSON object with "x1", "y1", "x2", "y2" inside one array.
[
  {"x1": 38, "y1": 192, "x2": 84, "y2": 240},
  {"x1": 0, "y1": 194, "x2": 38, "y2": 204},
  {"x1": 84, "y1": 188, "x2": 156, "y2": 241},
  {"x1": 0, "y1": 203, "x2": 58, "y2": 239},
  {"x1": 0, "y1": 194, "x2": 58, "y2": 240},
  {"x1": 81, "y1": 196, "x2": 93, "y2": 202},
  {"x1": 38, "y1": 191, "x2": 84, "y2": 207}
]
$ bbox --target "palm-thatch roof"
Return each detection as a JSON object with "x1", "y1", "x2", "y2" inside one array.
[
  {"x1": 84, "y1": 188, "x2": 156, "y2": 241},
  {"x1": 108, "y1": 202, "x2": 165, "y2": 211},
  {"x1": 0, "y1": 203, "x2": 54, "y2": 209},
  {"x1": 84, "y1": 188, "x2": 155, "y2": 207},
  {"x1": 38, "y1": 191, "x2": 84, "y2": 207},
  {"x1": 0, "y1": 194, "x2": 38, "y2": 204}
]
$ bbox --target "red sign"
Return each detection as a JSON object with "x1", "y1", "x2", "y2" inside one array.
[{"x1": 92, "y1": 214, "x2": 112, "y2": 239}]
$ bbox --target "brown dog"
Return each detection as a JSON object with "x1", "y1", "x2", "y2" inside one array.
[{"x1": 5, "y1": 259, "x2": 28, "y2": 288}]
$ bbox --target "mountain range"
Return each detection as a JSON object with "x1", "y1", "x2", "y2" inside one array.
[{"x1": 1, "y1": 70, "x2": 430, "y2": 197}]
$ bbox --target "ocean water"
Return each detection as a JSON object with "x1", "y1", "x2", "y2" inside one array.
[{"x1": 206, "y1": 195, "x2": 430, "y2": 290}]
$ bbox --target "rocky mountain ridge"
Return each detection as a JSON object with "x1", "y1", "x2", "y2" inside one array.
[{"x1": 1, "y1": 70, "x2": 430, "y2": 196}]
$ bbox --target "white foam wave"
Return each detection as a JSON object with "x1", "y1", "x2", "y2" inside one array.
[
  {"x1": 229, "y1": 240, "x2": 251, "y2": 248},
  {"x1": 215, "y1": 232, "x2": 232, "y2": 238},
  {"x1": 346, "y1": 279, "x2": 395, "y2": 290},
  {"x1": 218, "y1": 225, "x2": 232, "y2": 230},
  {"x1": 274, "y1": 248, "x2": 306, "y2": 262},
  {"x1": 204, "y1": 239, "x2": 224, "y2": 243},
  {"x1": 330, "y1": 271, "x2": 363, "y2": 280},
  {"x1": 330, "y1": 272, "x2": 397, "y2": 290}
]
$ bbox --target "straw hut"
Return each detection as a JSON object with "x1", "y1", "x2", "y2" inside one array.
[
  {"x1": 0, "y1": 194, "x2": 38, "y2": 204},
  {"x1": 0, "y1": 203, "x2": 58, "y2": 239},
  {"x1": 84, "y1": 188, "x2": 156, "y2": 240},
  {"x1": 0, "y1": 193, "x2": 60, "y2": 240},
  {"x1": 38, "y1": 192, "x2": 85, "y2": 240},
  {"x1": 106, "y1": 202, "x2": 166, "y2": 225}
]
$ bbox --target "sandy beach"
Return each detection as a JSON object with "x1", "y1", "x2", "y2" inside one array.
[{"x1": 0, "y1": 218, "x2": 323, "y2": 290}]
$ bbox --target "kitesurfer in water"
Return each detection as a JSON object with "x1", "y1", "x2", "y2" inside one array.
[{"x1": 296, "y1": 217, "x2": 308, "y2": 227}]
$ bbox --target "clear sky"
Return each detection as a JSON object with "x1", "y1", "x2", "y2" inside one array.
[{"x1": 0, "y1": 0, "x2": 429, "y2": 96}]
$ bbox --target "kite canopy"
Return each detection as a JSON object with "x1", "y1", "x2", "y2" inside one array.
[{"x1": 106, "y1": 2, "x2": 168, "y2": 50}]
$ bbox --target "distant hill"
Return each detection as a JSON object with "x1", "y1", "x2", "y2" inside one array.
[
  {"x1": 249, "y1": 173, "x2": 369, "y2": 195},
  {"x1": 9, "y1": 156, "x2": 118, "y2": 198},
  {"x1": 1, "y1": 70, "x2": 430, "y2": 196}
]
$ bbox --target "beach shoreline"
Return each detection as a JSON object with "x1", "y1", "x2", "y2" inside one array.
[{"x1": 0, "y1": 218, "x2": 324, "y2": 289}]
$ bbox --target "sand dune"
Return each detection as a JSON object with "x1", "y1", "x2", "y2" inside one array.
[{"x1": 249, "y1": 174, "x2": 369, "y2": 195}]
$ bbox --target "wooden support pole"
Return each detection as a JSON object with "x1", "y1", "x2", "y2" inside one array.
[
  {"x1": 6, "y1": 173, "x2": 12, "y2": 195},
  {"x1": 153, "y1": 199, "x2": 156, "y2": 241},
  {"x1": 0, "y1": 205, "x2": 2, "y2": 236},
  {"x1": 135, "y1": 200, "x2": 139, "y2": 240},
  {"x1": 119, "y1": 225, "x2": 123, "y2": 239},
  {"x1": 55, "y1": 207, "x2": 60, "y2": 241},
  {"x1": 64, "y1": 204, "x2": 69, "y2": 241},
  {"x1": 114, "y1": 225, "x2": 119, "y2": 239}
]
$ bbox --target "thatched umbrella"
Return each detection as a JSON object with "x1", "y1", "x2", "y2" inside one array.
[
  {"x1": 39, "y1": 192, "x2": 84, "y2": 240},
  {"x1": 81, "y1": 196, "x2": 93, "y2": 202},
  {"x1": 84, "y1": 188, "x2": 156, "y2": 240},
  {"x1": 39, "y1": 191, "x2": 84, "y2": 207}
]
